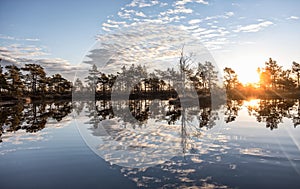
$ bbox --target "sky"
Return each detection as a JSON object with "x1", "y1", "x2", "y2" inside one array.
[{"x1": 0, "y1": 0, "x2": 300, "y2": 83}]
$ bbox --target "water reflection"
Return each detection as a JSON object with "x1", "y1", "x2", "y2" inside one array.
[
  {"x1": 81, "y1": 98, "x2": 300, "y2": 131},
  {"x1": 1, "y1": 99, "x2": 300, "y2": 188},
  {"x1": 1, "y1": 98, "x2": 300, "y2": 143},
  {"x1": 224, "y1": 100, "x2": 243, "y2": 123},
  {"x1": 247, "y1": 99, "x2": 300, "y2": 129},
  {"x1": 76, "y1": 97, "x2": 300, "y2": 188},
  {"x1": 0, "y1": 101, "x2": 72, "y2": 142}
]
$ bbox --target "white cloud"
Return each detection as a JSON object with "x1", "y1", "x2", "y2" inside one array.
[
  {"x1": 100, "y1": 0, "x2": 239, "y2": 51},
  {"x1": 174, "y1": 0, "x2": 192, "y2": 6},
  {"x1": 0, "y1": 44, "x2": 83, "y2": 80},
  {"x1": 117, "y1": 9, "x2": 148, "y2": 19},
  {"x1": 102, "y1": 23, "x2": 119, "y2": 28},
  {"x1": 234, "y1": 21, "x2": 273, "y2": 33},
  {"x1": 0, "y1": 34, "x2": 40, "y2": 42},
  {"x1": 192, "y1": 27, "x2": 206, "y2": 33},
  {"x1": 102, "y1": 27, "x2": 111, "y2": 32},
  {"x1": 204, "y1": 11, "x2": 235, "y2": 20},
  {"x1": 286, "y1": 16, "x2": 299, "y2": 20},
  {"x1": 0, "y1": 44, "x2": 48, "y2": 59},
  {"x1": 0, "y1": 34, "x2": 15, "y2": 40},
  {"x1": 179, "y1": 24, "x2": 199, "y2": 30},
  {"x1": 160, "y1": 2, "x2": 168, "y2": 7},
  {"x1": 174, "y1": 0, "x2": 208, "y2": 6},
  {"x1": 107, "y1": 19, "x2": 127, "y2": 25},
  {"x1": 160, "y1": 6, "x2": 193, "y2": 16},
  {"x1": 198, "y1": 29, "x2": 215, "y2": 35},
  {"x1": 136, "y1": 11, "x2": 147, "y2": 17},
  {"x1": 159, "y1": 15, "x2": 185, "y2": 23},
  {"x1": 195, "y1": 0, "x2": 209, "y2": 5},
  {"x1": 90, "y1": 23, "x2": 215, "y2": 75},
  {"x1": 126, "y1": 0, "x2": 160, "y2": 8},
  {"x1": 118, "y1": 9, "x2": 136, "y2": 19},
  {"x1": 188, "y1": 19, "x2": 202, "y2": 25},
  {"x1": 225, "y1": 12, "x2": 234, "y2": 17}
]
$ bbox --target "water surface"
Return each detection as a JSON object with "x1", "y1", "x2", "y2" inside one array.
[{"x1": 0, "y1": 99, "x2": 300, "y2": 188}]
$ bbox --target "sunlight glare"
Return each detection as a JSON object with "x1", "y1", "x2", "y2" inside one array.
[
  {"x1": 239, "y1": 70, "x2": 260, "y2": 85},
  {"x1": 244, "y1": 99, "x2": 260, "y2": 108}
]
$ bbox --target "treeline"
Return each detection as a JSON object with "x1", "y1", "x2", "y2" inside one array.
[
  {"x1": 74, "y1": 60, "x2": 220, "y2": 99},
  {"x1": 0, "y1": 64, "x2": 72, "y2": 100},
  {"x1": 224, "y1": 59, "x2": 300, "y2": 99},
  {"x1": 1, "y1": 57, "x2": 300, "y2": 101}
]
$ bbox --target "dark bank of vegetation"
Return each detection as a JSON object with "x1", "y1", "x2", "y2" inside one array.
[
  {"x1": 1, "y1": 57, "x2": 300, "y2": 102},
  {"x1": 0, "y1": 63, "x2": 72, "y2": 102},
  {"x1": 74, "y1": 59, "x2": 220, "y2": 101}
]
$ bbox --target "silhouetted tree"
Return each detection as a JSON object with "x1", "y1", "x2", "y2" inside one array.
[
  {"x1": 0, "y1": 65, "x2": 9, "y2": 93},
  {"x1": 224, "y1": 67, "x2": 240, "y2": 91},
  {"x1": 22, "y1": 64, "x2": 47, "y2": 94},
  {"x1": 203, "y1": 61, "x2": 218, "y2": 92},
  {"x1": 85, "y1": 64, "x2": 100, "y2": 92},
  {"x1": 264, "y1": 58, "x2": 282, "y2": 90},
  {"x1": 51, "y1": 74, "x2": 72, "y2": 94},
  {"x1": 292, "y1": 61, "x2": 300, "y2": 89},
  {"x1": 277, "y1": 69, "x2": 295, "y2": 91},
  {"x1": 5, "y1": 65, "x2": 24, "y2": 97},
  {"x1": 98, "y1": 73, "x2": 109, "y2": 94},
  {"x1": 73, "y1": 78, "x2": 84, "y2": 92}
]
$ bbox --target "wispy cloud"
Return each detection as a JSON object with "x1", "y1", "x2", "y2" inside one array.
[
  {"x1": 234, "y1": 21, "x2": 273, "y2": 33},
  {"x1": 286, "y1": 16, "x2": 299, "y2": 20},
  {"x1": 0, "y1": 44, "x2": 83, "y2": 80},
  {"x1": 160, "y1": 6, "x2": 193, "y2": 16},
  {"x1": 195, "y1": 0, "x2": 209, "y2": 5},
  {"x1": 204, "y1": 11, "x2": 235, "y2": 20},
  {"x1": 102, "y1": 22, "x2": 120, "y2": 28},
  {"x1": 136, "y1": 11, "x2": 147, "y2": 17},
  {"x1": 113, "y1": 4, "x2": 233, "y2": 50},
  {"x1": 225, "y1": 12, "x2": 234, "y2": 17},
  {"x1": 188, "y1": 19, "x2": 202, "y2": 25},
  {"x1": 99, "y1": 0, "x2": 282, "y2": 53},
  {"x1": 126, "y1": 0, "x2": 160, "y2": 8},
  {"x1": 0, "y1": 34, "x2": 15, "y2": 40},
  {"x1": 173, "y1": 0, "x2": 208, "y2": 6},
  {"x1": 0, "y1": 34, "x2": 40, "y2": 42},
  {"x1": 88, "y1": 23, "x2": 216, "y2": 75}
]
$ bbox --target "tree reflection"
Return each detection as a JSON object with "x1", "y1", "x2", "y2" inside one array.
[
  {"x1": 0, "y1": 101, "x2": 72, "y2": 142},
  {"x1": 84, "y1": 99, "x2": 219, "y2": 130},
  {"x1": 224, "y1": 100, "x2": 243, "y2": 123},
  {"x1": 248, "y1": 99, "x2": 297, "y2": 130},
  {"x1": 1, "y1": 98, "x2": 299, "y2": 143},
  {"x1": 292, "y1": 99, "x2": 300, "y2": 128},
  {"x1": 83, "y1": 98, "x2": 219, "y2": 155},
  {"x1": 23, "y1": 103, "x2": 48, "y2": 132}
]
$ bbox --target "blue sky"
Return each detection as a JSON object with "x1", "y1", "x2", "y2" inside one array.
[{"x1": 0, "y1": 0, "x2": 299, "y2": 83}]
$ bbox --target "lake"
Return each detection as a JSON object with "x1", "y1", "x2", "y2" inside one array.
[{"x1": 0, "y1": 99, "x2": 300, "y2": 189}]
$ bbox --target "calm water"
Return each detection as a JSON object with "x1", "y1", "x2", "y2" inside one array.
[{"x1": 0, "y1": 99, "x2": 300, "y2": 189}]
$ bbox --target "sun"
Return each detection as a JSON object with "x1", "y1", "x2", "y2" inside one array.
[{"x1": 238, "y1": 70, "x2": 260, "y2": 85}]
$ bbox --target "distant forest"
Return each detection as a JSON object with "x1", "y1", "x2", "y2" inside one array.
[{"x1": 0, "y1": 57, "x2": 300, "y2": 101}]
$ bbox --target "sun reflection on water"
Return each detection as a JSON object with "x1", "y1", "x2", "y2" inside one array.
[{"x1": 244, "y1": 99, "x2": 260, "y2": 108}]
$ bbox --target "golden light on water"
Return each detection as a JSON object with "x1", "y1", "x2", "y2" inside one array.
[{"x1": 244, "y1": 99, "x2": 260, "y2": 107}]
